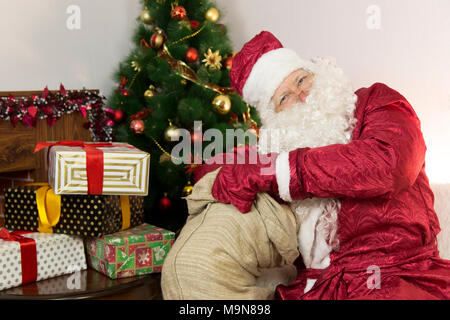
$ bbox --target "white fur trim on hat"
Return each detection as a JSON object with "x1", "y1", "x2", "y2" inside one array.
[{"x1": 242, "y1": 48, "x2": 313, "y2": 111}]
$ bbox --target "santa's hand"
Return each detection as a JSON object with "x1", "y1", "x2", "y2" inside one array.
[{"x1": 210, "y1": 148, "x2": 281, "y2": 213}]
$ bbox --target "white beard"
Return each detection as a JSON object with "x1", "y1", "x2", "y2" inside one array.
[{"x1": 256, "y1": 59, "x2": 358, "y2": 272}]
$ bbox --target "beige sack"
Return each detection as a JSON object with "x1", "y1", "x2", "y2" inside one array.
[{"x1": 161, "y1": 168, "x2": 299, "y2": 300}]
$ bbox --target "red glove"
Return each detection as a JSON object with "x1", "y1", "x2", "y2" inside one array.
[{"x1": 195, "y1": 145, "x2": 283, "y2": 213}]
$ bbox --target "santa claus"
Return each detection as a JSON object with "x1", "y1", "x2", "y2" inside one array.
[{"x1": 194, "y1": 31, "x2": 450, "y2": 299}]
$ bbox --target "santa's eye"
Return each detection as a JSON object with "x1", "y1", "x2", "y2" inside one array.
[
  {"x1": 280, "y1": 95, "x2": 287, "y2": 105},
  {"x1": 297, "y1": 76, "x2": 306, "y2": 86}
]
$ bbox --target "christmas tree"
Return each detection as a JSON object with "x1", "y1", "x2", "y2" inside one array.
[{"x1": 108, "y1": 0, "x2": 260, "y2": 232}]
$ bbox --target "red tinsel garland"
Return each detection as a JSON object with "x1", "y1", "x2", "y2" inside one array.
[{"x1": 0, "y1": 84, "x2": 113, "y2": 142}]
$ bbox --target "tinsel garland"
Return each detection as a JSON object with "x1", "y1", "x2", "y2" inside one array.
[
  {"x1": 157, "y1": 44, "x2": 235, "y2": 95},
  {"x1": 0, "y1": 84, "x2": 112, "y2": 142}
]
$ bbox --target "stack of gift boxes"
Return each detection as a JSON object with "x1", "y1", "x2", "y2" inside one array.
[{"x1": 0, "y1": 141, "x2": 175, "y2": 291}]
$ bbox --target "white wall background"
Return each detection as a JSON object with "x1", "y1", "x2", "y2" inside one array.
[
  {"x1": 1, "y1": 0, "x2": 449, "y2": 183},
  {"x1": 0, "y1": 0, "x2": 141, "y2": 96}
]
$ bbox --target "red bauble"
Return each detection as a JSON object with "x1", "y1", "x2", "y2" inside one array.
[
  {"x1": 130, "y1": 119, "x2": 145, "y2": 134},
  {"x1": 185, "y1": 47, "x2": 199, "y2": 63},
  {"x1": 159, "y1": 195, "x2": 172, "y2": 211},
  {"x1": 114, "y1": 109, "x2": 124, "y2": 122},
  {"x1": 171, "y1": 5, "x2": 187, "y2": 20},
  {"x1": 150, "y1": 32, "x2": 166, "y2": 49},
  {"x1": 190, "y1": 20, "x2": 200, "y2": 29},
  {"x1": 191, "y1": 131, "x2": 202, "y2": 143},
  {"x1": 224, "y1": 56, "x2": 233, "y2": 70}
]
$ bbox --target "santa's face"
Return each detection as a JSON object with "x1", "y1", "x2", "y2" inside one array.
[
  {"x1": 257, "y1": 59, "x2": 358, "y2": 154},
  {"x1": 271, "y1": 68, "x2": 315, "y2": 113}
]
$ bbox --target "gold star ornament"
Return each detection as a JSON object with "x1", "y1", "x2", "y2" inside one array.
[
  {"x1": 202, "y1": 48, "x2": 222, "y2": 71},
  {"x1": 131, "y1": 61, "x2": 141, "y2": 72}
]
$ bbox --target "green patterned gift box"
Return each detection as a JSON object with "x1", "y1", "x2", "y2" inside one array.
[{"x1": 85, "y1": 223, "x2": 175, "y2": 279}]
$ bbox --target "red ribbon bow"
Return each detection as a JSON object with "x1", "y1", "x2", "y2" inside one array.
[
  {"x1": 35, "y1": 141, "x2": 135, "y2": 195},
  {"x1": 0, "y1": 229, "x2": 37, "y2": 285}
]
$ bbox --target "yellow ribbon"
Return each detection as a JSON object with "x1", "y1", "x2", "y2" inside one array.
[
  {"x1": 120, "y1": 195, "x2": 131, "y2": 231},
  {"x1": 158, "y1": 44, "x2": 235, "y2": 96},
  {"x1": 25, "y1": 183, "x2": 61, "y2": 234},
  {"x1": 27, "y1": 183, "x2": 131, "y2": 233},
  {"x1": 167, "y1": 23, "x2": 207, "y2": 46}
]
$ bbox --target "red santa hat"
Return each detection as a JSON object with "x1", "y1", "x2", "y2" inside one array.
[{"x1": 230, "y1": 31, "x2": 313, "y2": 111}]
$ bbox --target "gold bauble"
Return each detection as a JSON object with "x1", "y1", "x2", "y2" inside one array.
[
  {"x1": 164, "y1": 124, "x2": 180, "y2": 141},
  {"x1": 212, "y1": 94, "x2": 231, "y2": 115},
  {"x1": 182, "y1": 181, "x2": 193, "y2": 197},
  {"x1": 144, "y1": 89, "x2": 155, "y2": 98},
  {"x1": 205, "y1": 8, "x2": 219, "y2": 23},
  {"x1": 140, "y1": 8, "x2": 153, "y2": 24},
  {"x1": 154, "y1": 27, "x2": 164, "y2": 35},
  {"x1": 144, "y1": 85, "x2": 156, "y2": 98}
]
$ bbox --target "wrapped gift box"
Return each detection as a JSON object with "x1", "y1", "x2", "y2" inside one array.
[
  {"x1": 4, "y1": 185, "x2": 144, "y2": 237},
  {"x1": 0, "y1": 229, "x2": 86, "y2": 291},
  {"x1": 41, "y1": 141, "x2": 150, "y2": 196},
  {"x1": 85, "y1": 224, "x2": 175, "y2": 279}
]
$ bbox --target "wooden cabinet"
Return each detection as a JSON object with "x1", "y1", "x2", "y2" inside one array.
[{"x1": 0, "y1": 91, "x2": 93, "y2": 181}]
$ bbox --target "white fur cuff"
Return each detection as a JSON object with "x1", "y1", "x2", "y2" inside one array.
[{"x1": 276, "y1": 152, "x2": 292, "y2": 202}]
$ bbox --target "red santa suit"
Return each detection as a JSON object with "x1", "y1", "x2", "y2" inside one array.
[
  {"x1": 275, "y1": 81, "x2": 450, "y2": 300},
  {"x1": 194, "y1": 31, "x2": 450, "y2": 299}
]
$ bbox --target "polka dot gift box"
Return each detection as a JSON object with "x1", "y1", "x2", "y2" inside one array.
[
  {"x1": 0, "y1": 228, "x2": 86, "y2": 291},
  {"x1": 85, "y1": 223, "x2": 175, "y2": 279},
  {"x1": 3, "y1": 185, "x2": 144, "y2": 237}
]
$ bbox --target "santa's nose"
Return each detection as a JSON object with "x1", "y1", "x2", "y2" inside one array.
[{"x1": 299, "y1": 91, "x2": 308, "y2": 103}]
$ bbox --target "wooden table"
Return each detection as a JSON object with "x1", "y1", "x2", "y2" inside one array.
[{"x1": 0, "y1": 269, "x2": 162, "y2": 300}]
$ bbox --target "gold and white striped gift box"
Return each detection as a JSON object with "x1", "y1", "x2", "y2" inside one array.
[{"x1": 47, "y1": 143, "x2": 150, "y2": 195}]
